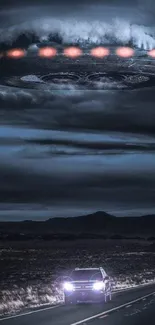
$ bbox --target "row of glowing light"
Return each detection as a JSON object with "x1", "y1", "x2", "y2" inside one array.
[
  {"x1": 1, "y1": 46, "x2": 155, "y2": 59},
  {"x1": 64, "y1": 281, "x2": 105, "y2": 291}
]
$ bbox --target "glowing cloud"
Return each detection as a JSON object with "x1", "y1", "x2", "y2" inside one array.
[
  {"x1": 6, "y1": 48, "x2": 26, "y2": 58},
  {"x1": 116, "y1": 47, "x2": 134, "y2": 58},
  {"x1": 90, "y1": 47, "x2": 110, "y2": 58},
  {"x1": 63, "y1": 47, "x2": 82, "y2": 58},
  {"x1": 147, "y1": 49, "x2": 155, "y2": 58},
  {"x1": 38, "y1": 47, "x2": 57, "y2": 58}
]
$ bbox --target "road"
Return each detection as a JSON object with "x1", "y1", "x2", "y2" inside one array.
[{"x1": 1, "y1": 284, "x2": 155, "y2": 325}]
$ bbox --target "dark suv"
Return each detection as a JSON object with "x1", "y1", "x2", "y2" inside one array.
[{"x1": 63, "y1": 267, "x2": 112, "y2": 304}]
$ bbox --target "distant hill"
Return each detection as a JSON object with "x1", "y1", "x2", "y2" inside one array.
[{"x1": 0, "y1": 211, "x2": 155, "y2": 239}]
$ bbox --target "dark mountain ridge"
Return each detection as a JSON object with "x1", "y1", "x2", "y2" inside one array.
[{"x1": 0, "y1": 211, "x2": 155, "y2": 238}]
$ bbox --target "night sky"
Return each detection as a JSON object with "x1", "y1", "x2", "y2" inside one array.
[{"x1": 0, "y1": 0, "x2": 155, "y2": 220}]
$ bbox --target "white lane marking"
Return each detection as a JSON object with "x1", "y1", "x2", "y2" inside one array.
[
  {"x1": 125, "y1": 304, "x2": 132, "y2": 308},
  {"x1": 70, "y1": 291, "x2": 155, "y2": 325},
  {"x1": 0, "y1": 304, "x2": 61, "y2": 322},
  {"x1": 99, "y1": 314, "x2": 109, "y2": 319}
]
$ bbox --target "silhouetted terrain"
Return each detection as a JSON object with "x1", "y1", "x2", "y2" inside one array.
[{"x1": 0, "y1": 211, "x2": 155, "y2": 240}]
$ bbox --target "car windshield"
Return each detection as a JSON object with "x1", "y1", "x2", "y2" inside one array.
[{"x1": 70, "y1": 270, "x2": 102, "y2": 281}]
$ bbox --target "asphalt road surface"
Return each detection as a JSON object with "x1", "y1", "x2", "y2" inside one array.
[{"x1": 1, "y1": 284, "x2": 155, "y2": 325}]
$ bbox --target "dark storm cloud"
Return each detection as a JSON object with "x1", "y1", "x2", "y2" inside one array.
[
  {"x1": 0, "y1": 156, "x2": 155, "y2": 204},
  {"x1": 0, "y1": 0, "x2": 137, "y2": 8},
  {"x1": 0, "y1": 0, "x2": 153, "y2": 11},
  {"x1": 1, "y1": 85, "x2": 155, "y2": 217},
  {"x1": 27, "y1": 138, "x2": 155, "y2": 153},
  {"x1": 0, "y1": 150, "x2": 155, "y2": 219},
  {"x1": 1, "y1": 126, "x2": 155, "y2": 158},
  {"x1": 0, "y1": 0, "x2": 155, "y2": 49},
  {"x1": 1, "y1": 87, "x2": 155, "y2": 136}
]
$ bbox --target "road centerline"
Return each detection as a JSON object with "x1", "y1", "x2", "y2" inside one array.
[{"x1": 70, "y1": 291, "x2": 155, "y2": 325}]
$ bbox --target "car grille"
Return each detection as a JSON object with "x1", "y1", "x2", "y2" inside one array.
[{"x1": 73, "y1": 282, "x2": 94, "y2": 291}]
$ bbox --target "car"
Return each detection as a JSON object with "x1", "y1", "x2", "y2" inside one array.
[{"x1": 63, "y1": 267, "x2": 112, "y2": 304}]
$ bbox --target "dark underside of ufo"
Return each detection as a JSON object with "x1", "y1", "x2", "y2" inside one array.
[{"x1": 1, "y1": 45, "x2": 155, "y2": 91}]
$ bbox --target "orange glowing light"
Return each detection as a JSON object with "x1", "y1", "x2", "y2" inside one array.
[
  {"x1": 90, "y1": 47, "x2": 109, "y2": 58},
  {"x1": 148, "y1": 49, "x2": 155, "y2": 58},
  {"x1": 63, "y1": 47, "x2": 82, "y2": 58},
  {"x1": 39, "y1": 47, "x2": 57, "y2": 57},
  {"x1": 116, "y1": 47, "x2": 134, "y2": 58},
  {"x1": 7, "y1": 48, "x2": 26, "y2": 58}
]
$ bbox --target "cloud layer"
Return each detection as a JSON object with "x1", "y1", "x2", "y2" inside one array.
[
  {"x1": 0, "y1": 84, "x2": 155, "y2": 218},
  {"x1": 0, "y1": 2, "x2": 155, "y2": 49}
]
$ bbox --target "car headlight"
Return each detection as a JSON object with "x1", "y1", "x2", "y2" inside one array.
[
  {"x1": 64, "y1": 282, "x2": 74, "y2": 291},
  {"x1": 93, "y1": 281, "x2": 105, "y2": 291}
]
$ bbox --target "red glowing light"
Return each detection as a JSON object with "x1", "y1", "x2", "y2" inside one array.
[
  {"x1": 7, "y1": 48, "x2": 26, "y2": 58},
  {"x1": 116, "y1": 47, "x2": 134, "y2": 58},
  {"x1": 90, "y1": 47, "x2": 109, "y2": 58},
  {"x1": 148, "y1": 49, "x2": 155, "y2": 58},
  {"x1": 39, "y1": 47, "x2": 57, "y2": 57},
  {"x1": 63, "y1": 47, "x2": 82, "y2": 58}
]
